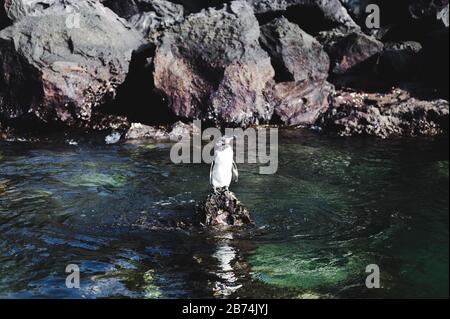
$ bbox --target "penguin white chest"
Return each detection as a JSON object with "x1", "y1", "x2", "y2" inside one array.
[{"x1": 212, "y1": 147, "x2": 234, "y2": 189}]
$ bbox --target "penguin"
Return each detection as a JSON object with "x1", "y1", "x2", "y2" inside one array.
[{"x1": 210, "y1": 136, "x2": 238, "y2": 192}]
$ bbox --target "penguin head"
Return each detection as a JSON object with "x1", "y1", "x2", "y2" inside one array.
[{"x1": 217, "y1": 135, "x2": 235, "y2": 146}]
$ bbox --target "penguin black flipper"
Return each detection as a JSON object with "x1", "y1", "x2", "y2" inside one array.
[
  {"x1": 210, "y1": 160, "x2": 215, "y2": 186},
  {"x1": 232, "y1": 161, "x2": 238, "y2": 183}
]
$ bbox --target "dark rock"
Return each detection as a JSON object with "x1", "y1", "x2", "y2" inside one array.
[
  {"x1": 369, "y1": 0, "x2": 449, "y2": 42},
  {"x1": 339, "y1": 0, "x2": 369, "y2": 19},
  {"x1": 153, "y1": 1, "x2": 275, "y2": 126},
  {"x1": 195, "y1": 189, "x2": 253, "y2": 228},
  {"x1": 0, "y1": 1, "x2": 12, "y2": 29},
  {"x1": 260, "y1": 17, "x2": 330, "y2": 83},
  {"x1": 260, "y1": 17, "x2": 333, "y2": 126},
  {"x1": 318, "y1": 28, "x2": 384, "y2": 75},
  {"x1": 319, "y1": 88, "x2": 449, "y2": 138},
  {"x1": 247, "y1": 0, "x2": 360, "y2": 33},
  {"x1": 105, "y1": 42, "x2": 179, "y2": 126},
  {"x1": 0, "y1": 120, "x2": 12, "y2": 140},
  {"x1": 102, "y1": 0, "x2": 227, "y2": 17},
  {"x1": 100, "y1": 0, "x2": 141, "y2": 19},
  {"x1": 170, "y1": 0, "x2": 227, "y2": 14},
  {"x1": 128, "y1": 0, "x2": 184, "y2": 42},
  {"x1": 376, "y1": 41, "x2": 423, "y2": 80},
  {"x1": 418, "y1": 27, "x2": 449, "y2": 99},
  {"x1": 409, "y1": 0, "x2": 449, "y2": 25},
  {"x1": 0, "y1": 0, "x2": 144, "y2": 130}
]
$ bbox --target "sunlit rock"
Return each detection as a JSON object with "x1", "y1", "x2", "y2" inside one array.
[
  {"x1": 153, "y1": 1, "x2": 275, "y2": 126},
  {"x1": 125, "y1": 123, "x2": 169, "y2": 140},
  {"x1": 0, "y1": 0, "x2": 144, "y2": 129},
  {"x1": 196, "y1": 189, "x2": 253, "y2": 228}
]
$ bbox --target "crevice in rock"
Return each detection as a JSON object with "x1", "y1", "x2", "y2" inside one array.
[
  {"x1": 0, "y1": 5, "x2": 12, "y2": 30},
  {"x1": 101, "y1": 0, "x2": 141, "y2": 19},
  {"x1": 169, "y1": 0, "x2": 229, "y2": 14},
  {"x1": 269, "y1": 112, "x2": 284, "y2": 126},
  {"x1": 258, "y1": 38, "x2": 295, "y2": 84},
  {"x1": 0, "y1": 38, "x2": 45, "y2": 119},
  {"x1": 99, "y1": 43, "x2": 179, "y2": 126},
  {"x1": 255, "y1": 5, "x2": 340, "y2": 36}
]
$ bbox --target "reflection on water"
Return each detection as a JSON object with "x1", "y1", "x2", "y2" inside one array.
[
  {"x1": 0, "y1": 131, "x2": 448, "y2": 298},
  {"x1": 212, "y1": 233, "x2": 242, "y2": 297}
]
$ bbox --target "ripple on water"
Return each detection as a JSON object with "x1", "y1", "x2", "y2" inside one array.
[{"x1": 0, "y1": 134, "x2": 448, "y2": 298}]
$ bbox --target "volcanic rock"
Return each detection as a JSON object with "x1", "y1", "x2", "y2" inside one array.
[
  {"x1": 319, "y1": 89, "x2": 449, "y2": 138},
  {"x1": 0, "y1": 0, "x2": 144, "y2": 129},
  {"x1": 196, "y1": 189, "x2": 253, "y2": 228},
  {"x1": 153, "y1": 1, "x2": 275, "y2": 126}
]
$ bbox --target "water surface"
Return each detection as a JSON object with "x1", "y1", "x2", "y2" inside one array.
[{"x1": 0, "y1": 131, "x2": 448, "y2": 298}]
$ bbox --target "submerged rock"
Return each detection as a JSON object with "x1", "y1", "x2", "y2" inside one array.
[
  {"x1": 319, "y1": 89, "x2": 450, "y2": 138},
  {"x1": 153, "y1": 0, "x2": 275, "y2": 126},
  {"x1": 196, "y1": 189, "x2": 253, "y2": 228},
  {"x1": 0, "y1": 0, "x2": 144, "y2": 130}
]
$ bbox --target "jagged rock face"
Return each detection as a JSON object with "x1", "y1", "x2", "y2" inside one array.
[
  {"x1": 260, "y1": 17, "x2": 333, "y2": 126},
  {"x1": 247, "y1": 0, "x2": 360, "y2": 30},
  {"x1": 102, "y1": 0, "x2": 227, "y2": 17},
  {"x1": 153, "y1": 1, "x2": 275, "y2": 126},
  {"x1": 128, "y1": 0, "x2": 184, "y2": 41},
  {"x1": 268, "y1": 80, "x2": 334, "y2": 126},
  {"x1": 260, "y1": 17, "x2": 329, "y2": 82},
  {"x1": 0, "y1": 0, "x2": 144, "y2": 129},
  {"x1": 339, "y1": 0, "x2": 367, "y2": 18},
  {"x1": 319, "y1": 89, "x2": 449, "y2": 138},
  {"x1": 2, "y1": 0, "x2": 55, "y2": 22},
  {"x1": 0, "y1": 1, "x2": 12, "y2": 29},
  {"x1": 318, "y1": 28, "x2": 384, "y2": 75},
  {"x1": 101, "y1": 0, "x2": 185, "y2": 39},
  {"x1": 100, "y1": 0, "x2": 141, "y2": 19},
  {"x1": 437, "y1": 4, "x2": 449, "y2": 27},
  {"x1": 195, "y1": 189, "x2": 253, "y2": 228}
]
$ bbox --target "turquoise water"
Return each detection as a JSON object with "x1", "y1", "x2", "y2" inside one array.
[{"x1": 0, "y1": 131, "x2": 448, "y2": 298}]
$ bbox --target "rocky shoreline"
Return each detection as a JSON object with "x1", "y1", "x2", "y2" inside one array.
[{"x1": 0, "y1": 0, "x2": 448, "y2": 141}]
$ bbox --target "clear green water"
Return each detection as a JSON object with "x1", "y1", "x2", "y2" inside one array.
[{"x1": 0, "y1": 131, "x2": 448, "y2": 298}]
